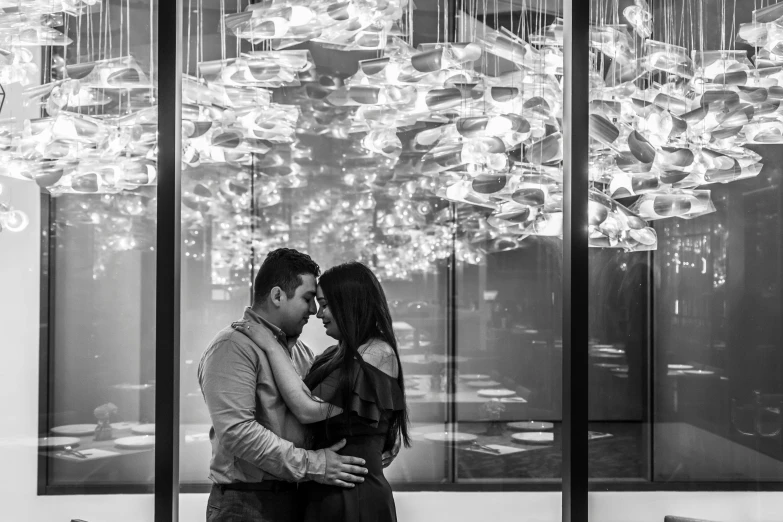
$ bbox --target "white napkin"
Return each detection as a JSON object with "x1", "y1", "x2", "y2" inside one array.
[{"x1": 57, "y1": 448, "x2": 121, "y2": 460}]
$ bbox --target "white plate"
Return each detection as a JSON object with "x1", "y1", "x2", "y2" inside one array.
[
  {"x1": 131, "y1": 424, "x2": 156, "y2": 435},
  {"x1": 466, "y1": 380, "x2": 501, "y2": 388},
  {"x1": 477, "y1": 388, "x2": 517, "y2": 398},
  {"x1": 393, "y1": 321, "x2": 415, "y2": 331},
  {"x1": 593, "y1": 363, "x2": 621, "y2": 369},
  {"x1": 611, "y1": 367, "x2": 629, "y2": 373},
  {"x1": 459, "y1": 374, "x2": 490, "y2": 381},
  {"x1": 39, "y1": 436, "x2": 80, "y2": 449},
  {"x1": 423, "y1": 432, "x2": 478, "y2": 444},
  {"x1": 668, "y1": 364, "x2": 694, "y2": 370},
  {"x1": 590, "y1": 353, "x2": 624, "y2": 358},
  {"x1": 51, "y1": 424, "x2": 95, "y2": 436},
  {"x1": 400, "y1": 354, "x2": 428, "y2": 364},
  {"x1": 406, "y1": 389, "x2": 428, "y2": 398},
  {"x1": 110, "y1": 422, "x2": 138, "y2": 430},
  {"x1": 185, "y1": 433, "x2": 210, "y2": 444},
  {"x1": 429, "y1": 355, "x2": 469, "y2": 364},
  {"x1": 112, "y1": 383, "x2": 153, "y2": 391},
  {"x1": 511, "y1": 432, "x2": 554, "y2": 444},
  {"x1": 682, "y1": 370, "x2": 715, "y2": 376},
  {"x1": 500, "y1": 397, "x2": 528, "y2": 403},
  {"x1": 596, "y1": 347, "x2": 625, "y2": 355},
  {"x1": 400, "y1": 354, "x2": 469, "y2": 364},
  {"x1": 507, "y1": 421, "x2": 554, "y2": 431},
  {"x1": 115, "y1": 435, "x2": 155, "y2": 449}
]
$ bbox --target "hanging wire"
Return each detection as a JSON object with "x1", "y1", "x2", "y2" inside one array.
[
  {"x1": 98, "y1": 0, "x2": 103, "y2": 61},
  {"x1": 150, "y1": 0, "x2": 155, "y2": 101},
  {"x1": 220, "y1": 0, "x2": 227, "y2": 63},
  {"x1": 119, "y1": 0, "x2": 124, "y2": 59},
  {"x1": 86, "y1": 5, "x2": 93, "y2": 62},
  {"x1": 237, "y1": 0, "x2": 242, "y2": 58},
  {"x1": 108, "y1": 0, "x2": 113, "y2": 59},
  {"x1": 127, "y1": 0, "x2": 131, "y2": 59},
  {"x1": 76, "y1": 6, "x2": 82, "y2": 63},
  {"x1": 187, "y1": 0, "x2": 193, "y2": 76},
  {"x1": 408, "y1": 0, "x2": 413, "y2": 43},
  {"x1": 199, "y1": 0, "x2": 205, "y2": 77},
  {"x1": 730, "y1": 0, "x2": 737, "y2": 51},
  {"x1": 437, "y1": 0, "x2": 441, "y2": 44}
]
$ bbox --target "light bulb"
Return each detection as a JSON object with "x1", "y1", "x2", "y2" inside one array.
[{"x1": 2, "y1": 210, "x2": 29, "y2": 232}]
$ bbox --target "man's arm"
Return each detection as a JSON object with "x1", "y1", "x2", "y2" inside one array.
[
  {"x1": 198, "y1": 338, "x2": 367, "y2": 486},
  {"x1": 199, "y1": 338, "x2": 316, "y2": 481}
]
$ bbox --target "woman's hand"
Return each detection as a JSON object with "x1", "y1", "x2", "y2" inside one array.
[{"x1": 231, "y1": 321, "x2": 279, "y2": 352}]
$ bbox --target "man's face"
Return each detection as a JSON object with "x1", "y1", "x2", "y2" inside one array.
[{"x1": 278, "y1": 273, "x2": 317, "y2": 339}]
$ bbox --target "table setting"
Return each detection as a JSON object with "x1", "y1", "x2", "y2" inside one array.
[{"x1": 404, "y1": 371, "x2": 529, "y2": 421}]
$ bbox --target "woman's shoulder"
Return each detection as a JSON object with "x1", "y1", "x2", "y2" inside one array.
[{"x1": 358, "y1": 339, "x2": 399, "y2": 378}]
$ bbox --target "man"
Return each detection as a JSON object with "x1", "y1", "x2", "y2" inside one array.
[{"x1": 198, "y1": 248, "x2": 368, "y2": 522}]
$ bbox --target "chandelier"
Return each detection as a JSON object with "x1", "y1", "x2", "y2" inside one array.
[{"x1": 0, "y1": 0, "x2": 774, "y2": 281}]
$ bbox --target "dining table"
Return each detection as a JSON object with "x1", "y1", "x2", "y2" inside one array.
[
  {"x1": 404, "y1": 372, "x2": 531, "y2": 422},
  {"x1": 399, "y1": 421, "x2": 645, "y2": 481}
]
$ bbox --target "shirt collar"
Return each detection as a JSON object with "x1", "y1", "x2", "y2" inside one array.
[{"x1": 243, "y1": 307, "x2": 289, "y2": 347}]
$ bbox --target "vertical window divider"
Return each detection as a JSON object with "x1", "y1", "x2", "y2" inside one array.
[
  {"x1": 37, "y1": 43, "x2": 55, "y2": 497},
  {"x1": 647, "y1": 250, "x2": 656, "y2": 482},
  {"x1": 155, "y1": 0, "x2": 183, "y2": 521},
  {"x1": 446, "y1": 0, "x2": 459, "y2": 485},
  {"x1": 563, "y1": 0, "x2": 589, "y2": 521},
  {"x1": 37, "y1": 191, "x2": 54, "y2": 496}
]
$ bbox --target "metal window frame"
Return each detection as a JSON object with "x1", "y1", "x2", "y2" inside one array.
[
  {"x1": 562, "y1": 1, "x2": 590, "y2": 521},
  {"x1": 154, "y1": 0, "x2": 183, "y2": 521}
]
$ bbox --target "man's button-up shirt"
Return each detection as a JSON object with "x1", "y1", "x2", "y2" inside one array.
[{"x1": 198, "y1": 307, "x2": 325, "y2": 483}]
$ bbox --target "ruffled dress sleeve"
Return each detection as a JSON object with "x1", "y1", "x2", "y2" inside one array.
[{"x1": 310, "y1": 359, "x2": 405, "y2": 428}]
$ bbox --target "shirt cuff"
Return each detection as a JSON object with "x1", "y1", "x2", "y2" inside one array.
[{"x1": 304, "y1": 449, "x2": 326, "y2": 482}]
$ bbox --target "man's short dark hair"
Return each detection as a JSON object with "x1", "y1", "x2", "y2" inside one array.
[{"x1": 252, "y1": 248, "x2": 321, "y2": 305}]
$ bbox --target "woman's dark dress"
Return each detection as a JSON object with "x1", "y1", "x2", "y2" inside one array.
[{"x1": 300, "y1": 345, "x2": 405, "y2": 522}]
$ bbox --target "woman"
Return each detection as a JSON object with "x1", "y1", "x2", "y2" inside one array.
[{"x1": 233, "y1": 261, "x2": 410, "y2": 522}]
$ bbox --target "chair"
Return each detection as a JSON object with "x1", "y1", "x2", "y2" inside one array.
[{"x1": 731, "y1": 390, "x2": 783, "y2": 438}]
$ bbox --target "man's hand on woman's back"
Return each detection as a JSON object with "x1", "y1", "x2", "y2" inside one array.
[{"x1": 314, "y1": 439, "x2": 368, "y2": 488}]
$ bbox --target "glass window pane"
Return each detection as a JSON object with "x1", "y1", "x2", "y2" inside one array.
[
  {"x1": 40, "y1": 0, "x2": 159, "y2": 494},
  {"x1": 588, "y1": 248, "x2": 650, "y2": 483},
  {"x1": 653, "y1": 156, "x2": 783, "y2": 483},
  {"x1": 0, "y1": 0, "x2": 158, "y2": 513},
  {"x1": 588, "y1": 0, "x2": 783, "y2": 507},
  {"x1": 179, "y1": 0, "x2": 563, "y2": 493}
]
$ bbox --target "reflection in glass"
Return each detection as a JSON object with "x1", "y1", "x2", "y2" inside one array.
[
  {"x1": 15, "y1": 0, "x2": 161, "y2": 493},
  {"x1": 178, "y1": 0, "x2": 567, "y2": 486}
]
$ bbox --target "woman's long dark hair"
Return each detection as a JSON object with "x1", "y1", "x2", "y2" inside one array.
[{"x1": 316, "y1": 261, "x2": 411, "y2": 449}]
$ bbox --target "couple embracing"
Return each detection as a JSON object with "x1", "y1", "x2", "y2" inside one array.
[{"x1": 198, "y1": 248, "x2": 411, "y2": 522}]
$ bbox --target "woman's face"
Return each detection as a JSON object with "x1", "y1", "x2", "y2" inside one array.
[{"x1": 316, "y1": 286, "x2": 342, "y2": 341}]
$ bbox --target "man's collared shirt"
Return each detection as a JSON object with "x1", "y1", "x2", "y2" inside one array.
[{"x1": 198, "y1": 307, "x2": 324, "y2": 484}]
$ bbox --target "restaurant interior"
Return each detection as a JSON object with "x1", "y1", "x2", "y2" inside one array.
[{"x1": 0, "y1": 0, "x2": 782, "y2": 520}]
